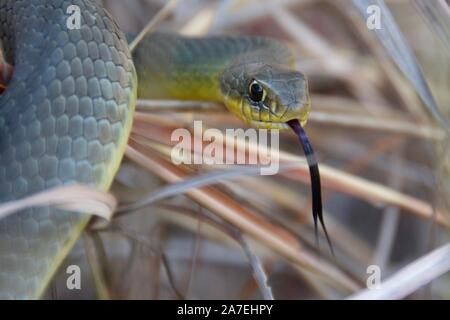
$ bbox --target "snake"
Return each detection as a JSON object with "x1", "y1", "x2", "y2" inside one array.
[{"x1": 0, "y1": 0, "x2": 329, "y2": 299}]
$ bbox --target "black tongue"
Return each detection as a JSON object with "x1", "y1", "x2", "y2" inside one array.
[{"x1": 287, "y1": 119, "x2": 334, "y2": 257}]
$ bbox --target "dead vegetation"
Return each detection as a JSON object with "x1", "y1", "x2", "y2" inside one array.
[{"x1": 1, "y1": 0, "x2": 449, "y2": 299}]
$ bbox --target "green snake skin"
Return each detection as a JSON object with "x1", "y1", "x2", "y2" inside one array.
[
  {"x1": 133, "y1": 33, "x2": 310, "y2": 129},
  {"x1": 0, "y1": 1, "x2": 309, "y2": 299},
  {"x1": 0, "y1": 0, "x2": 136, "y2": 299},
  {"x1": 132, "y1": 33, "x2": 293, "y2": 101}
]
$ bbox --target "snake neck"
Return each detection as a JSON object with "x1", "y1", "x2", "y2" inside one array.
[
  {"x1": 132, "y1": 34, "x2": 221, "y2": 102},
  {"x1": 131, "y1": 33, "x2": 294, "y2": 104}
]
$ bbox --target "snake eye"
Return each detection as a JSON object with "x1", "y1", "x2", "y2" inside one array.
[{"x1": 248, "y1": 80, "x2": 265, "y2": 102}]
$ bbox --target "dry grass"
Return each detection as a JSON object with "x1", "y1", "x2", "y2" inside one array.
[{"x1": 1, "y1": 0, "x2": 449, "y2": 300}]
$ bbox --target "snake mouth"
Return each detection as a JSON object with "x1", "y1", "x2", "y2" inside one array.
[
  {"x1": 245, "y1": 102, "x2": 310, "y2": 130},
  {"x1": 247, "y1": 114, "x2": 309, "y2": 130},
  {"x1": 248, "y1": 119, "x2": 290, "y2": 129}
]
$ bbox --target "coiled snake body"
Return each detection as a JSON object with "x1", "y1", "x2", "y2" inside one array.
[{"x1": 0, "y1": 0, "x2": 311, "y2": 299}]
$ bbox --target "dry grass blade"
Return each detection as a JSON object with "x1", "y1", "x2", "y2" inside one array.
[
  {"x1": 117, "y1": 163, "x2": 302, "y2": 214},
  {"x1": 210, "y1": 0, "x2": 301, "y2": 32},
  {"x1": 116, "y1": 226, "x2": 185, "y2": 299},
  {"x1": 180, "y1": 5, "x2": 216, "y2": 36},
  {"x1": 0, "y1": 184, "x2": 117, "y2": 221},
  {"x1": 125, "y1": 139, "x2": 360, "y2": 292},
  {"x1": 414, "y1": 0, "x2": 450, "y2": 55},
  {"x1": 352, "y1": 0, "x2": 450, "y2": 132},
  {"x1": 163, "y1": 206, "x2": 275, "y2": 300},
  {"x1": 0, "y1": 60, "x2": 12, "y2": 89},
  {"x1": 286, "y1": 165, "x2": 450, "y2": 228},
  {"x1": 83, "y1": 233, "x2": 111, "y2": 300},
  {"x1": 132, "y1": 113, "x2": 450, "y2": 227},
  {"x1": 271, "y1": 4, "x2": 391, "y2": 117},
  {"x1": 129, "y1": 0, "x2": 180, "y2": 52},
  {"x1": 348, "y1": 243, "x2": 450, "y2": 300},
  {"x1": 136, "y1": 98, "x2": 444, "y2": 140},
  {"x1": 222, "y1": 177, "x2": 375, "y2": 265},
  {"x1": 238, "y1": 237, "x2": 274, "y2": 300},
  {"x1": 372, "y1": 149, "x2": 403, "y2": 270},
  {"x1": 309, "y1": 111, "x2": 445, "y2": 141}
]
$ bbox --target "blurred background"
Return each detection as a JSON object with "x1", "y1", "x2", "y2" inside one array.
[{"x1": 46, "y1": 0, "x2": 450, "y2": 299}]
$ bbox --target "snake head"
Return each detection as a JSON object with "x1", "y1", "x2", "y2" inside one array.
[{"x1": 220, "y1": 63, "x2": 311, "y2": 129}]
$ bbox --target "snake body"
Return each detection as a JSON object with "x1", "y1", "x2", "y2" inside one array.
[{"x1": 0, "y1": 0, "x2": 310, "y2": 299}]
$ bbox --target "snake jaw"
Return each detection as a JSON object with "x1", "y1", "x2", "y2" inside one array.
[
  {"x1": 240, "y1": 96, "x2": 311, "y2": 130},
  {"x1": 248, "y1": 88, "x2": 312, "y2": 130},
  {"x1": 248, "y1": 119, "x2": 289, "y2": 130}
]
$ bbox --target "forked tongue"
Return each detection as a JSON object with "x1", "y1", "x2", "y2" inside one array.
[{"x1": 287, "y1": 119, "x2": 334, "y2": 257}]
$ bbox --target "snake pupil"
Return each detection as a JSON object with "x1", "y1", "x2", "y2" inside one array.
[{"x1": 248, "y1": 80, "x2": 264, "y2": 102}]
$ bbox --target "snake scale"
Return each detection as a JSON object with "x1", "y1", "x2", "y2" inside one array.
[{"x1": 0, "y1": 0, "x2": 317, "y2": 299}]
